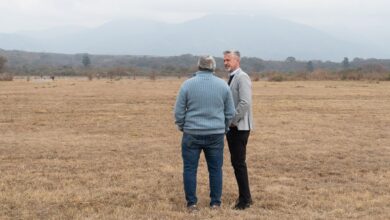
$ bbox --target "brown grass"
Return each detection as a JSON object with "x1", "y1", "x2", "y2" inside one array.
[{"x1": 1, "y1": 78, "x2": 389, "y2": 219}]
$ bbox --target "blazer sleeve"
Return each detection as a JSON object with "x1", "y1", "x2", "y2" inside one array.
[
  {"x1": 224, "y1": 87, "x2": 235, "y2": 132},
  {"x1": 231, "y1": 74, "x2": 252, "y2": 125}
]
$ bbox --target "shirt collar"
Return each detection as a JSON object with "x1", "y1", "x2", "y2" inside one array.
[{"x1": 230, "y1": 68, "x2": 241, "y2": 76}]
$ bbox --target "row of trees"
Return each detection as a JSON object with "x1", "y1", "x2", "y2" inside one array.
[
  {"x1": 78, "y1": 53, "x2": 389, "y2": 74},
  {"x1": 1, "y1": 51, "x2": 389, "y2": 81}
]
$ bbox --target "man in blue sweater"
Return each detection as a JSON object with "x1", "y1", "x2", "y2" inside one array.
[{"x1": 174, "y1": 55, "x2": 235, "y2": 212}]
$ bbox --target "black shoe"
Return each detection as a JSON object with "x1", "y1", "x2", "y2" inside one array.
[
  {"x1": 234, "y1": 198, "x2": 253, "y2": 206},
  {"x1": 233, "y1": 199, "x2": 253, "y2": 210}
]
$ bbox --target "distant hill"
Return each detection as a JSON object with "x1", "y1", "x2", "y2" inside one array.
[{"x1": 0, "y1": 14, "x2": 387, "y2": 61}]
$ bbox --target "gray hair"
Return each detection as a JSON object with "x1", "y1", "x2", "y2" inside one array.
[
  {"x1": 223, "y1": 50, "x2": 241, "y2": 61},
  {"x1": 197, "y1": 55, "x2": 216, "y2": 71}
]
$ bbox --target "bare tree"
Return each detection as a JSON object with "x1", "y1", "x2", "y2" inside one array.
[{"x1": 0, "y1": 56, "x2": 7, "y2": 73}]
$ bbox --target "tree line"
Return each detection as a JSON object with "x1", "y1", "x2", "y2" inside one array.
[{"x1": 0, "y1": 49, "x2": 389, "y2": 81}]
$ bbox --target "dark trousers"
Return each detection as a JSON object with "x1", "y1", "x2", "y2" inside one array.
[{"x1": 226, "y1": 127, "x2": 252, "y2": 202}]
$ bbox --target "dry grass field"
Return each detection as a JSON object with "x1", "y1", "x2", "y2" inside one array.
[{"x1": 1, "y1": 77, "x2": 389, "y2": 219}]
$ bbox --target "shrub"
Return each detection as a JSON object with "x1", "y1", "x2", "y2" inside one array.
[
  {"x1": 268, "y1": 73, "x2": 284, "y2": 82},
  {"x1": 290, "y1": 72, "x2": 308, "y2": 80},
  {"x1": 87, "y1": 73, "x2": 94, "y2": 81},
  {"x1": 150, "y1": 72, "x2": 156, "y2": 80},
  {"x1": 0, "y1": 56, "x2": 7, "y2": 73},
  {"x1": 308, "y1": 70, "x2": 339, "y2": 80},
  {"x1": 252, "y1": 73, "x2": 261, "y2": 82},
  {"x1": 0, "y1": 73, "x2": 13, "y2": 81},
  {"x1": 339, "y1": 69, "x2": 363, "y2": 80},
  {"x1": 107, "y1": 67, "x2": 128, "y2": 80},
  {"x1": 340, "y1": 71, "x2": 363, "y2": 80}
]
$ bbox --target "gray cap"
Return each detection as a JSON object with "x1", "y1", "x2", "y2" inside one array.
[{"x1": 198, "y1": 55, "x2": 216, "y2": 71}]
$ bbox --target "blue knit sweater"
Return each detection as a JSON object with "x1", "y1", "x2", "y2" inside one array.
[{"x1": 174, "y1": 71, "x2": 235, "y2": 135}]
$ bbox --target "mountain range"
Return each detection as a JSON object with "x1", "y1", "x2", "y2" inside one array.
[{"x1": 0, "y1": 14, "x2": 387, "y2": 61}]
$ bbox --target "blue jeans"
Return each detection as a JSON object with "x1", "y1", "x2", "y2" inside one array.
[{"x1": 181, "y1": 133, "x2": 224, "y2": 207}]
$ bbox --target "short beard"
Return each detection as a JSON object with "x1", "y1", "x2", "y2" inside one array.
[{"x1": 225, "y1": 66, "x2": 232, "y2": 72}]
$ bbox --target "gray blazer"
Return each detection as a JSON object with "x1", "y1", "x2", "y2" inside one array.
[{"x1": 229, "y1": 69, "x2": 253, "y2": 130}]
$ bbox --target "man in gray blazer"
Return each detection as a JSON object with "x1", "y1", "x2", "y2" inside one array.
[{"x1": 223, "y1": 50, "x2": 253, "y2": 210}]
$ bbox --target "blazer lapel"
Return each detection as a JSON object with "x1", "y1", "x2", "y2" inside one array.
[{"x1": 230, "y1": 69, "x2": 240, "y2": 88}]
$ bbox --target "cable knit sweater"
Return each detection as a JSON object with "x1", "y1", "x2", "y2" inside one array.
[{"x1": 174, "y1": 71, "x2": 235, "y2": 135}]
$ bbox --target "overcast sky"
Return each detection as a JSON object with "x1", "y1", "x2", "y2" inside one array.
[{"x1": 0, "y1": 0, "x2": 389, "y2": 44}]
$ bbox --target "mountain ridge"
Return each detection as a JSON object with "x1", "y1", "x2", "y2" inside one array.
[{"x1": 0, "y1": 14, "x2": 387, "y2": 61}]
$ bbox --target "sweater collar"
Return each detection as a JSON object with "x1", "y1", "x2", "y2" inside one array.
[{"x1": 196, "y1": 70, "x2": 214, "y2": 76}]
